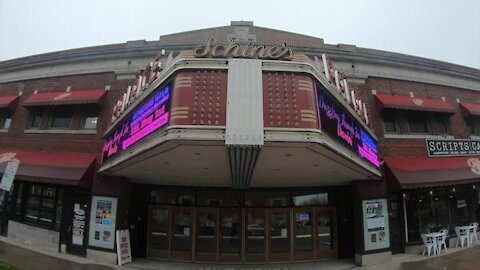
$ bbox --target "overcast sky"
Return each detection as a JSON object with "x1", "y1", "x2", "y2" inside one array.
[{"x1": 0, "y1": 0, "x2": 479, "y2": 69}]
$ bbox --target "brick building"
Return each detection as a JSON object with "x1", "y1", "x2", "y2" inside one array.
[{"x1": 0, "y1": 21, "x2": 478, "y2": 265}]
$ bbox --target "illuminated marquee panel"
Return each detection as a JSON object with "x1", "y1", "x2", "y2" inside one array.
[
  {"x1": 316, "y1": 84, "x2": 380, "y2": 167},
  {"x1": 102, "y1": 83, "x2": 172, "y2": 163}
]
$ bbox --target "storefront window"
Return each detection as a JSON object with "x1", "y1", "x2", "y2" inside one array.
[
  {"x1": 292, "y1": 191, "x2": 328, "y2": 206},
  {"x1": 244, "y1": 191, "x2": 290, "y2": 207},
  {"x1": 55, "y1": 189, "x2": 63, "y2": 231},
  {"x1": 405, "y1": 186, "x2": 477, "y2": 242},
  {"x1": 197, "y1": 190, "x2": 242, "y2": 206},
  {"x1": 150, "y1": 189, "x2": 194, "y2": 205},
  {"x1": 449, "y1": 187, "x2": 473, "y2": 227},
  {"x1": 24, "y1": 184, "x2": 59, "y2": 229},
  {"x1": 476, "y1": 187, "x2": 480, "y2": 222},
  {"x1": 13, "y1": 183, "x2": 23, "y2": 219}
]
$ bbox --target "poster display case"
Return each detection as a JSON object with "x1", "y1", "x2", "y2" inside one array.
[
  {"x1": 88, "y1": 196, "x2": 118, "y2": 249},
  {"x1": 362, "y1": 198, "x2": 390, "y2": 251}
]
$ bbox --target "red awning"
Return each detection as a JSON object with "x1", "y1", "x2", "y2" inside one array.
[
  {"x1": 375, "y1": 93, "x2": 456, "y2": 114},
  {"x1": 0, "y1": 150, "x2": 97, "y2": 187},
  {"x1": 0, "y1": 95, "x2": 19, "y2": 110},
  {"x1": 23, "y1": 89, "x2": 107, "y2": 107},
  {"x1": 459, "y1": 102, "x2": 480, "y2": 117},
  {"x1": 385, "y1": 156, "x2": 480, "y2": 191}
]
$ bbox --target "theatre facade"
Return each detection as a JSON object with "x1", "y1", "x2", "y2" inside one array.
[{"x1": 0, "y1": 21, "x2": 478, "y2": 265}]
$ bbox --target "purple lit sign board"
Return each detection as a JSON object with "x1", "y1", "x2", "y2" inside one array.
[
  {"x1": 316, "y1": 85, "x2": 380, "y2": 167},
  {"x1": 102, "y1": 84, "x2": 171, "y2": 163}
]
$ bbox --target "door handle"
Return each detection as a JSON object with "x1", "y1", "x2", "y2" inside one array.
[{"x1": 68, "y1": 225, "x2": 72, "y2": 234}]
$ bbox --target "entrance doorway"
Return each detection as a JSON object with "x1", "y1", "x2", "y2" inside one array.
[
  {"x1": 147, "y1": 205, "x2": 337, "y2": 263},
  {"x1": 293, "y1": 207, "x2": 337, "y2": 261},
  {"x1": 65, "y1": 192, "x2": 90, "y2": 256}
]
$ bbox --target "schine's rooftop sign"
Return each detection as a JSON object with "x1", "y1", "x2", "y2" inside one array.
[{"x1": 193, "y1": 38, "x2": 294, "y2": 60}]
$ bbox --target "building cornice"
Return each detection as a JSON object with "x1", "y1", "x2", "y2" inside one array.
[{"x1": 0, "y1": 32, "x2": 478, "y2": 90}]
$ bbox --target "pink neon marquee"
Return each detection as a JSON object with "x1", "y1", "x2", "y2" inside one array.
[
  {"x1": 358, "y1": 145, "x2": 380, "y2": 167},
  {"x1": 102, "y1": 84, "x2": 171, "y2": 163},
  {"x1": 122, "y1": 112, "x2": 169, "y2": 150}
]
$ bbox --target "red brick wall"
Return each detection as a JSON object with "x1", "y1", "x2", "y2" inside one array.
[
  {"x1": 159, "y1": 25, "x2": 324, "y2": 48},
  {"x1": 0, "y1": 72, "x2": 130, "y2": 195},
  {"x1": 0, "y1": 73, "x2": 129, "y2": 153},
  {"x1": 364, "y1": 76, "x2": 480, "y2": 159}
]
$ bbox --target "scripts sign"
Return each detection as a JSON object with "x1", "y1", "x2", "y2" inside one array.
[{"x1": 426, "y1": 139, "x2": 480, "y2": 157}]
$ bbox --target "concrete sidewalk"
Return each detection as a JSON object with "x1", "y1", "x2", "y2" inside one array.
[
  {"x1": 0, "y1": 236, "x2": 126, "y2": 270},
  {"x1": 0, "y1": 235, "x2": 479, "y2": 270}
]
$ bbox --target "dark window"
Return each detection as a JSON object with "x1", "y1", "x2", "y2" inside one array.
[
  {"x1": 29, "y1": 110, "x2": 42, "y2": 129},
  {"x1": 24, "y1": 184, "x2": 59, "y2": 229},
  {"x1": 0, "y1": 111, "x2": 12, "y2": 129},
  {"x1": 292, "y1": 191, "x2": 329, "y2": 206},
  {"x1": 436, "y1": 116, "x2": 451, "y2": 135},
  {"x1": 244, "y1": 191, "x2": 290, "y2": 207},
  {"x1": 150, "y1": 189, "x2": 195, "y2": 205},
  {"x1": 83, "y1": 116, "x2": 98, "y2": 129},
  {"x1": 197, "y1": 190, "x2": 243, "y2": 206},
  {"x1": 476, "y1": 187, "x2": 480, "y2": 222},
  {"x1": 50, "y1": 107, "x2": 73, "y2": 129},
  {"x1": 467, "y1": 118, "x2": 477, "y2": 135},
  {"x1": 383, "y1": 112, "x2": 399, "y2": 133},
  {"x1": 407, "y1": 113, "x2": 430, "y2": 134},
  {"x1": 82, "y1": 106, "x2": 100, "y2": 130}
]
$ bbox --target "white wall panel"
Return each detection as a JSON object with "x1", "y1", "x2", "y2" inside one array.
[{"x1": 226, "y1": 59, "x2": 264, "y2": 146}]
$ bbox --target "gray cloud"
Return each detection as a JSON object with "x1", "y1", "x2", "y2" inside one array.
[{"x1": 0, "y1": 0, "x2": 479, "y2": 68}]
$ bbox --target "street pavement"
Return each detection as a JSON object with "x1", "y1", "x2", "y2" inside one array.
[{"x1": 0, "y1": 236, "x2": 479, "y2": 270}]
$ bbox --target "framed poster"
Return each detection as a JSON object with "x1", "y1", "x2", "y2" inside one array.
[
  {"x1": 88, "y1": 196, "x2": 118, "y2": 249},
  {"x1": 362, "y1": 198, "x2": 390, "y2": 251}
]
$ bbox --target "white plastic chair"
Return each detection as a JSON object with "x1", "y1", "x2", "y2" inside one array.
[
  {"x1": 455, "y1": 226, "x2": 468, "y2": 248},
  {"x1": 437, "y1": 229, "x2": 448, "y2": 254},
  {"x1": 470, "y1": 222, "x2": 478, "y2": 245},
  {"x1": 421, "y1": 234, "x2": 436, "y2": 256}
]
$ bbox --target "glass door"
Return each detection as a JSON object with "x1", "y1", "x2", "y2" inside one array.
[
  {"x1": 245, "y1": 208, "x2": 266, "y2": 262},
  {"x1": 316, "y1": 207, "x2": 337, "y2": 259},
  {"x1": 268, "y1": 208, "x2": 291, "y2": 262},
  {"x1": 219, "y1": 208, "x2": 242, "y2": 263},
  {"x1": 293, "y1": 207, "x2": 314, "y2": 261},
  {"x1": 195, "y1": 207, "x2": 218, "y2": 262},
  {"x1": 147, "y1": 205, "x2": 170, "y2": 259},
  {"x1": 171, "y1": 207, "x2": 193, "y2": 261}
]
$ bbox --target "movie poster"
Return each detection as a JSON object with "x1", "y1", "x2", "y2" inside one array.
[
  {"x1": 362, "y1": 198, "x2": 390, "y2": 251},
  {"x1": 88, "y1": 196, "x2": 118, "y2": 249}
]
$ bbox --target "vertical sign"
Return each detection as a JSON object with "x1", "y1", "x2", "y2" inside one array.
[
  {"x1": 72, "y1": 203, "x2": 87, "y2": 246},
  {"x1": 116, "y1": 229, "x2": 132, "y2": 265},
  {"x1": 362, "y1": 198, "x2": 390, "y2": 251},
  {"x1": 88, "y1": 196, "x2": 118, "y2": 249},
  {"x1": 0, "y1": 158, "x2": 20, "y2": 191}
]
